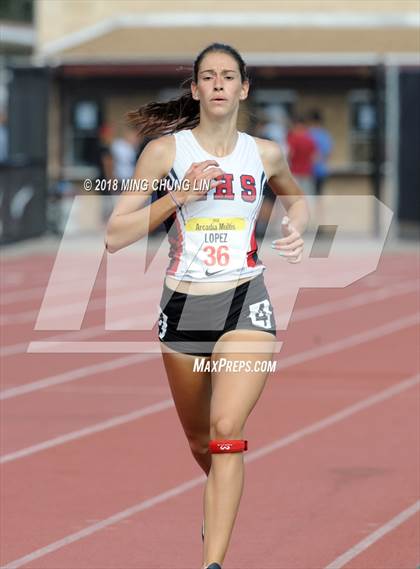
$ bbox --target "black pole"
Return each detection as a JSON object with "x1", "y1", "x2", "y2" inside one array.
[{"x1": 372, "y1": 63, "x2": 386, "y2": 238}]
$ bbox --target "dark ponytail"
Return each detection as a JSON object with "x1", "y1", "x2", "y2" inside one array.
[
  {"x1": 127, "y1": 89, "x2": 200, "y2": 137},
  {"x1": 127, "y1": 43, "x2": 249, "y2": 137}
]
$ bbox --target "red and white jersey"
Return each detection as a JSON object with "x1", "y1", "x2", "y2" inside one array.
[{"x1": 165, "y1": 129, "x2": 268, "y2": 282}]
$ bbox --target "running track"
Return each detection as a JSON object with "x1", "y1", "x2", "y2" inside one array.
[{"x1": 1, "y1": 244, "x2": 419, "y2": 568}]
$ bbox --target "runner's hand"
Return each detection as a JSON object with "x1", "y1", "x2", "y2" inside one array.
[
  {"x1": 175, "y1": 160, "x2": 225, "y2": 205},
  {"x1": 271, "y1": 216, "x2": 304, "y2": 263}
]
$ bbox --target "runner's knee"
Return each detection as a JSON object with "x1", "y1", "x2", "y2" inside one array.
[{"x1": 211, "y1": 417, "x2": 242, "y2": 440}]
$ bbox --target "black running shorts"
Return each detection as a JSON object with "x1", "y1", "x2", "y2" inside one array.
[{"x1": 158, "y1": 272, "x2": 276, "y2": 356}]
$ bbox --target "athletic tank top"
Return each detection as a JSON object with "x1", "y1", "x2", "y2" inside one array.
[{"x1": 164, "y1": 129, "x2": 268, "y2": 282}]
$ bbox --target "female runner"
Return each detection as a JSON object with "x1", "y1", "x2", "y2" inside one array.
[{"x1": 106, "y1": 43, "x2": 309, "y2": 569}]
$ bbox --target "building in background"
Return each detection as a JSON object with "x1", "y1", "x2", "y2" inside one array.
[
  {"x1": 0, "y1": 0, "x2": 48, "y2": 244},
  {"x1": 0, "y1": 0, "x2": 35, "y2": 161},
  {"x1": 3, "y1": 0, "x2": 420, "y2": 241}
]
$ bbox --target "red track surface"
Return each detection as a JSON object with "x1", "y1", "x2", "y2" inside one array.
[{"x1": 1, "y1": 248, "x2": 419, "y2": 568}]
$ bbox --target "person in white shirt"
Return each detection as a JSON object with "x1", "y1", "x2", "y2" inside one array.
[{"x1": 110, "y1": 125, "x2": 138, "y2": 181}]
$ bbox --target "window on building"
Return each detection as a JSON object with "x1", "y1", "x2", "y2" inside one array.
[
  {"x1": 348, "y1": 90, "x2": 376, "y2": 166},
  {"x1": 0, "y1": 0, "x2": 33, "y2": 22},
  {"x1": 66, "y1": 100, "x2": 102, "y2": 168}
]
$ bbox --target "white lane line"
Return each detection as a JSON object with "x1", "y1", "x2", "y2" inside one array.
[
  {"x1": 0, "y1": 354, "x2": 154, "y2": 400},
  {"x1": 26, "y1": 309, "x2": 420, "y2": 356},
  {"x1": 245, "y1": 374, "x2": 419, "y2": 462},
  {"x1": 1, "y1": 313, "x2": 418, "y2": 460},
  {"x1": 0, "y1": 273, "x2": 110, "y2": 305},
  {"x1": 0, "y1": 263, "x2": 165, "y2": 306},
  {"x1": 0, "y1": 399, "x2": 174, "y2": 464},
  {"x1": 0, "y1": 475, "x2": 207, "y2": 569},
  {"x1": 4, "y1": 276, "x2": 417, "y2": 327},
  {"x1": 3, "y1": 273, "x2": 418, "y2": 326},
  {"x1": 26, "y1": 340, "x2": 283, "y2": 353},
  {"x1": 324, "y1": 500, "x2": 420, "y2": 569},
  {"x1": 2, "y1": 292, "x2": 163, "y2": 357},
  {"x1": 0, "y1": 268, "x2": 150, "y2": 306},
  {"x1": 1, "y1": 287, "x2": 142, "y2": 326},
  {"x1": 2, "y1": 277, "x2": 418, "y2": 357},
  {"x1": 2, "y1": 325, "x2": 126, "y2": 358},
  {"x1": 1, "y1": 312, "x2": 418, "y2": 401},
  {"x1": 276, "y1": 313, "x2": 419, "y2": 370},
  {"x1": 1, "y1": 274, "x2": 165, "y2": 325},
  {"x1": 1, "y1": 374, "x2": 418, "y2": 569},
  {"x1": 291, "y1": 280, "x2": 419, "y2": 322},
  {"x1": 25, "y1": 310, "x2": 420, "y2": 356}
]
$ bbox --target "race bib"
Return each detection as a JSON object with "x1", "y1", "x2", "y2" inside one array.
[
  {"x1": 185, "y1": 217, "x2": 246, "y2": 232},
  {"x1": 185, "y1": 217, "x2": 246, "y2": 273}
]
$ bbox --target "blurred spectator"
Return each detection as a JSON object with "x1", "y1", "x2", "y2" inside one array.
[
  {"x1": 97, "y1": 123, "x2": 114, "y2": 181},
  {"x1": 103, "y1": 124, "x2": 139, "y2": 224},
  {"x1": 307, "y1": 109, "x2": 333, "y2": 195},
  {"x1": 255, "y1": 105, "x2": 289, "y2": 154},
  {"x1": 96, "y1": 123, "x2": 115, "y2": 223},
  {"x1": 252, "y1": 116, "x2": 281, "y2": 239},
  {"x1": 111, "y1": 125, "x2": 139, "y2": 181},
  {"x1": 287, "y1": 113, "x2": 316, "y2": 196},
  {"x1": 47, "y1": 180, "x2": 76, "y2": 235},
  {"x1": 0, "y1": 111, "x2": 8, "y2": 163}
]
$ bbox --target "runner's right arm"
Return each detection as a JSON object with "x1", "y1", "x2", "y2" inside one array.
[
  {"x1": 106, "y1": 136, "x2": 225, "y2": 253},
  {"x1": 105, "y1": 136, "x2": 176, "y2": 253}
]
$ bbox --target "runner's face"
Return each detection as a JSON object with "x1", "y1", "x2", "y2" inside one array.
[{"x1": 192, "y1": 52, "x2": 248, "y2": 114}]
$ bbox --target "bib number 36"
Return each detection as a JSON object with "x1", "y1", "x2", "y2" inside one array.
[{"x1": 203, "y1": 245, "x2": 230, "y2": 266}]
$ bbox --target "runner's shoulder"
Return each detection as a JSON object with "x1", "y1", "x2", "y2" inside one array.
[
  {"x1": 252, "y1": 136, "x2": 284, "y2": 162},
  {"x1": 251, "y1": 136, "x2": 285, "y2": 178},
  {"x1": 140, "y1": 134, "x2": 175, "y2": 176},
  {"x1": 142, "y1": 134, "x2": 175, "y2": 159}
]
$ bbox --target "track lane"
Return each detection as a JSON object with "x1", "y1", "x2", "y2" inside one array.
[
  {"x1": 1, "y1": 374, "x2": 417, "y2": 568},
  {"x1": 1, "y1": 306, "x2": 417, "y2": 456},
  {"x1": 328, "y1": 509, "x2": 420, "y2": 568}
]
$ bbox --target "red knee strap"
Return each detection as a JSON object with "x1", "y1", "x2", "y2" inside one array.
[{"x1": 209, "y1": 440, "x2": 248, "y2": 454}]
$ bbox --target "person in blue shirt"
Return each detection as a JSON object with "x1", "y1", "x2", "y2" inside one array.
[{"x1": 307, "y1": 109, "x2": 333, "y2": 195}]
